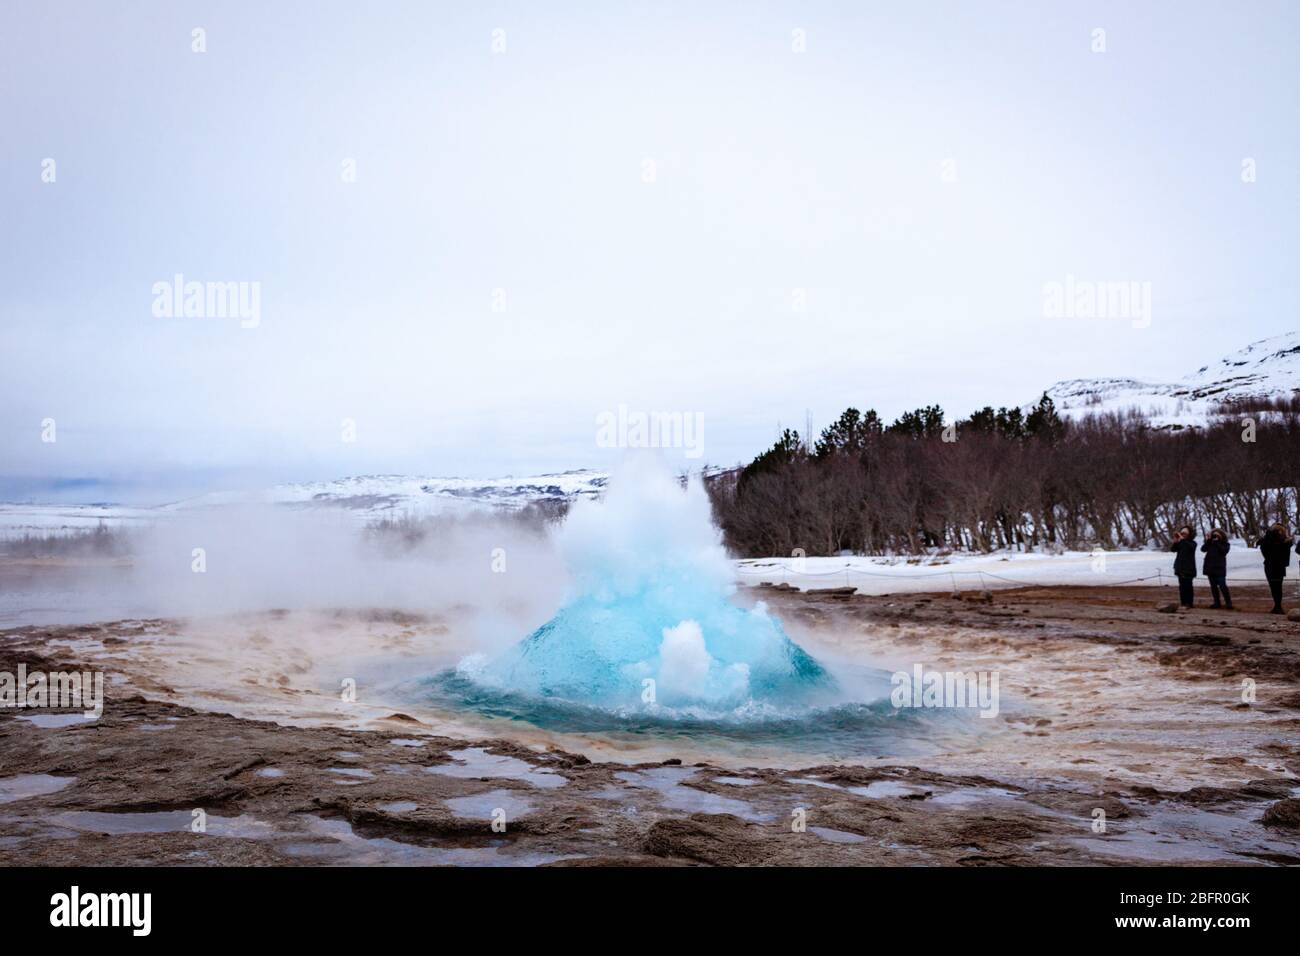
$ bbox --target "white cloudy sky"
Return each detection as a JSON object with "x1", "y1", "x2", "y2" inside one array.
[{"x1": 2, "y1": 0, "x2": 1297, "y2": 501}]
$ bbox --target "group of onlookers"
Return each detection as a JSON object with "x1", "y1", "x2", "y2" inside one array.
[{"x1": 1170, "y1": 524, "x2": 1298, "y2": 612}]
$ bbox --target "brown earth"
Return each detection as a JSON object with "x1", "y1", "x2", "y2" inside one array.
[{"x1": 2, "y1": 584, "x2": 1299, "y2": 866}]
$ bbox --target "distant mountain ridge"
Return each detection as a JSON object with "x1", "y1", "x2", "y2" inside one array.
[
  {"x1": 5, "y1": 333, "x2": 1297, "y2": 538},
  {"x1": 1043, "y1": 330, "x2": 1300, "y2": 429},
  {"x1": 169, "y1": 470, "x2": 611, "y2": 518},
  {"x1": 0, "y1": 471, "x2": 611, "y2": 538}
]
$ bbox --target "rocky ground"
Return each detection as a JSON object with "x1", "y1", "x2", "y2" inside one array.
[{"x1": 2, "y1": 584, "x2": 1299, "y2": 866}]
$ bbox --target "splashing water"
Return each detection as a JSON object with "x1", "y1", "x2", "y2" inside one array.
[{"x1": 453, "y1": 457, "x2": 837, "y2": 719}]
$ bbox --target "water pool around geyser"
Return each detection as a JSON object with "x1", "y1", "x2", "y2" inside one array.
[
  {"x1": 419, "y1": 664, "x2": 976, "y2": 759},
  {"x1": 414, "y1": 460, "x2": 983, "y2": 759},
  {"x1": 414, "y1": 596, "x2": 980, "y2": 757}
]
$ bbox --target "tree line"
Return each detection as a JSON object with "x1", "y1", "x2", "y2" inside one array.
[{"x1": 707, "y1": 395, "x2": 1300, "y2": 557}]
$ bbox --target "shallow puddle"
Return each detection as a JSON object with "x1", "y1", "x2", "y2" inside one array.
[
  {"x1": 16, "y1": 713, "x2": 97, "y2": 729},
  {"x1": 614, "y1": 767, "x2": 773, "y2": 821},
  {"x1": 928, "y1": 786, "x2": 1019, "y2": 806},
  {"x1": 327, "y1": 767, "x2": 375, "y2": 784},
  {"x1": 44, "y1": 810, "x2": 275, "y2": 838},
  {"x1": 849, "y1": 780, "x2": 930, "y2": 799},
  {"x1": 0, "y1": 774, "x2": 76, "y2": 804},
  {"x1": 425, "y1": 748, "x2": 565, "y2": 789},
  {"x1": 283, "y1": 815, "x2": 573, "y2": 866},
  {"x1": 444, "y1": 789, "x2": 535, "y2": 820},
  {"x1": 810, "y1": 826, "x2": 868, "y2": 844},
  {"x1": 1073, "y1": 805, "x2": 1300, "y2": 864}
]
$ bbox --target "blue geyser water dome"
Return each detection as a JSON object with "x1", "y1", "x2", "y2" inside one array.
[{"x1": 455, "y1": 457, "x2": 838, "y2": 719}]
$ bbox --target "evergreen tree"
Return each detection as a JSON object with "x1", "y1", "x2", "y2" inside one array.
[
  {"x1": 1025, "y1": 392, "x2": 1064, "y2": 442},
  {"x1": 961, "y1": 406, "x2": 998, "y2": 434},
  {"x1": 888, "y1": 404, "x2": 945, "y2": 439},
  {"x1": 739, "y1": 428, "x2": 805, "y2": 490},
  {"x1": 814, "y1": 407, "x2": 882, "y2": 458},
  {"x1": 995, "y1": 406, "x2": 1025, "y2": 439}
]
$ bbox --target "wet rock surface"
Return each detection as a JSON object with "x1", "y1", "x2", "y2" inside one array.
[
  {"x1": 1262, "y1": 798, "x2": 1300, "y2": 828},
  {"x1": 2, "y1": 583, "x2": 1299, "y2": 866}
]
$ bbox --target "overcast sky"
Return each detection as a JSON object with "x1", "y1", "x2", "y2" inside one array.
[{"x1": 2, "y1": 0, "x2": 1297, "y2": 502}]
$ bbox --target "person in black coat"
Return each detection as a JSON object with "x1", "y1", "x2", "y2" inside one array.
[
  {"x1": 1169, "y1": 525, "x2": 1198, "y2": 607},
  {"x1": 1257, "y1": 523, "x2": 1295, "y2": 614},
  {"x1": 1200, "y1": 528, "x2": 1232, "y2": 609}
]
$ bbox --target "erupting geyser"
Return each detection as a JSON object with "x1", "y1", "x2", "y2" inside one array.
[{"x1": 456, "y1": 457, "x2": 835, "y2": 718}]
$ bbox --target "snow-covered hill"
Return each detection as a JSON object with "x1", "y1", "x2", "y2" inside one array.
[
  {"x1": 0, "y1": 503, "x2": 159, "y2": 539},
  {"x1": 0, "y1": 472, "x2": 610, "y2": 539},
  {"x1": 1044, "y1": 330, "x2": 1300, "y2": 428},
  {"x1": 167, "y1": 471, "x2": 610, "y2": 518}
]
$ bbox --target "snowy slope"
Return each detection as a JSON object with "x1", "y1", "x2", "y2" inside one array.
[
  {"x1": 1044, "y1": 330, "x2": 1300, "y2": 428},
  {"x1": 165, "y1": 471, "x2": 609, "y2": 518},
  {"x1": 0, "y1": 472, "x2": 609, "y2": 539},
  {"x1": 0, "y1": 503, "x2": 159, "y2": 539}
]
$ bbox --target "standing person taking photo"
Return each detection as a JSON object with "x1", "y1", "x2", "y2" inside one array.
[
  {"x1": 1201, "y1": 528, "x2": 1232, "y2": 610},
  {"x1": 1257, "y1": 523, "x2": 1295, "y2": 614},
  {"x1": 1169, "y1": 525, "x2": 1198, "y2": 608}
]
